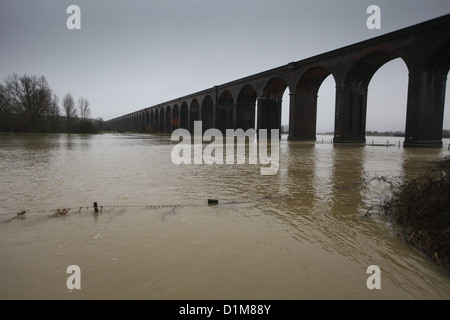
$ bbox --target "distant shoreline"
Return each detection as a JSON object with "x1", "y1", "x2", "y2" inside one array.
[{"x1": 315, "y1": 130, "x2": 450, "y2": 138}]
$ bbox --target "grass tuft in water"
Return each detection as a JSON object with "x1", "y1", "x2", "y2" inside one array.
[{"x1": 381, "y1": 157, "x2": 450, "y2": 274}]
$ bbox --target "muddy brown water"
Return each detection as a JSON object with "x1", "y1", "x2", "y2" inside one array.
[{"x1": 0, "y1": 133, "x2": 449, "y2": 299}]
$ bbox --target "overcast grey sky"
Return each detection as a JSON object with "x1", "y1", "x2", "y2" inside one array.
[{"x1": 1, "y1": 0, "x2": 449, "y2": 132}]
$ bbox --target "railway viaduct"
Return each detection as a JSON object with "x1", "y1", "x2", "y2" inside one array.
[{"x1": 105, "y1": 14, "x2": 450, "y2": 147}]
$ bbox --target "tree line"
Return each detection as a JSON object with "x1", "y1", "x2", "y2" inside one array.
[{"x1": 0, "y1": 73, "x2": 102, "y2": 133}]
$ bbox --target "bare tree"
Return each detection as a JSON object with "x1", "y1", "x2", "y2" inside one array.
[
  {"x1": 3, "y1": 73, "x2": 54, "y2": 131},
  {"x1": 0, "y1": 84, "x2": 6, "y2": 107},
  {"x1": 0, "y1": 84, "x2": 9, "y2": 114},
  {"x1": 78, "y1": 97, "x2": 91, "y2": 119},
  {"x1": 0, "y1": 73, "x2": 94, "y2": 133},
  {"x1": 0, "y1": 83, "x2": 12, "y2": 130},
  {"x1": 63, "y1": 93, "x2": 77, "y2": 132},
  {"x1": 45, "y1": 93, "x2": 61, "y2": 132},
  {"x1": 50, "y1": 94, "x2": 60, "y2": 118}
]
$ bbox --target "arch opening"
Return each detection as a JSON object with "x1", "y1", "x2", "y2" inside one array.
[
  {"x1": 201, "y1": 96, "x2": 214, "y2": 132},
  {"x1": 317, "y1": 74, "x2": 336, "y2": 136},
  {"x1": 155, "y1": 109, "x2": 159, "y2": 131},
  {"x1": 290, "y1": 68, "x2": 334, "y2": 141},
  {"x1": 165, "y1": 106, "x2": 172, "y2": 133},
  {"x1": 281, "y1": 89, "x2": 290, "y2": 139},
  {"x1": 189, "y1": 99, "x2": 200, "y2": 134},
  {"x1": 172, "y1": 104, "x2": 179, "y2": 130},
  {"x1": 139, "y1": 113, "x2": 144, "y2": 132},
  {"x1": 180, "y1": 102, "x2": 189, "y2": 130},
  {"x1": 366, "y1": 58, "x2": 408, "y2": 138},
  {"x1": 217, "y1": 91, "x2": 234, "y2": 132},
  {"x1": 159, "y1": 108, "x2": 165, "y2": 133},
  {"x1": 237, "y1": 85, "x2": 257, "y2": 131},
  {"x1": 259, "y1": 77, "x2": 288, "y2": 137},
  {"x1": 336, "y1": 50, "x2": 407, "y2": 143}
]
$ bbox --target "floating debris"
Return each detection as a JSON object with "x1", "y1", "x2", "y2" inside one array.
[
  {"x1": 4, "y1": 193, "x2": 289, "y2": 224},
  {"x1": 161, "y1": 205, "x2": 180, "y2": 221},
  {"x1": 16, "y1": 210, "x2": 26, "y2": 219},
  {"x1": 50, "y1": 208, "x2": 70, "y2": 218}
]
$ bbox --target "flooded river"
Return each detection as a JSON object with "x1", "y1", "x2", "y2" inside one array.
[{"x1": 0, "y1": 133, "x2": 449, "y2": 299}]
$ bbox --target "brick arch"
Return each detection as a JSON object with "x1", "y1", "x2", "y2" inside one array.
[
  {"x1": 344, "y1": 48, "x2": 408, "y2": 91},
  {"x1": 336, "y1": 49, "x2": 408, "y2": 143},
  {"x1": 237, "y1": 84, "x2": 257, "y2": 130},
  {"x1": 189, "y1": 99, "x2": 200, "y2": 134},
  {"x1": 180, "y1": 102, "x2": 188, "y2": 130},
  {"x1": 258, "y1": 77, "x2": 288, "y2": 134},
  {"x1": 289, "y1": 66, "x2": 336, "y2": 140},
  {"x1": 217, "y1": 90, "x2": 234, "y2": 132},
  {"x1": 172, "y1": 104, "x2": 179, "y2": 130},
  {"x1": 201, "y1": 95, "x2": 214, "y2": 132},
  {"x1": 165, "y1": 106, "x2": 172, "y2": 133},
  {"x1": 159, "y1": 107, "x2": 165, "y2": 132}
]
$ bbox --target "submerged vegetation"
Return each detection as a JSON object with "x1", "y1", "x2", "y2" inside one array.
[{"x1": 380, "y1": 157, "x2": 450, "y2": 274}]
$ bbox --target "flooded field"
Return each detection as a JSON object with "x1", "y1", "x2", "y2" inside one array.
[{"x1": 0, "y1": 133, "x2": 449, "y2": 299}]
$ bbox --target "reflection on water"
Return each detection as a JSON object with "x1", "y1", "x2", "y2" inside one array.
[{"x1": 0, "y1": 133, "x2": 449, "y2": 299}]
